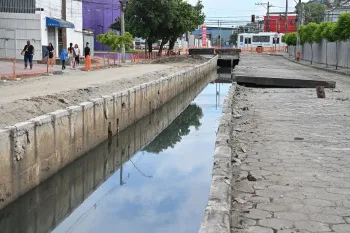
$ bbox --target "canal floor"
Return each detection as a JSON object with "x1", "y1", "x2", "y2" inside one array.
[{"x1": 0, "y1": 74, "x2": 231, "y2": 233}]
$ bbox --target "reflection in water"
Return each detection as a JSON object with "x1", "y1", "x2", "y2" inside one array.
[
  {"x1": 0, "y1": 70, "x2": 231, "y2": 233},
  {"x1": 144, "y1": 104, "x2": 203, "y2": 154}
]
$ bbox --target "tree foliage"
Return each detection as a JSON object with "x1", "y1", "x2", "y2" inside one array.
[
  {"x1": 96, "y1": 30, "x2": 134, "y2": 52},
  {"x1": 109, "y1": 17, "x2": 121, "y2": 32},
  {"x1": 314, "y1": 22, "x2": 329, "y2": 43},
  {"x1": 143, "y1": 104, "x2": 203, "y2": 154},
  {"x1": 229, "y1": 34, "x2": 238, "y2": 45},
  {"x1": 296, "y1": 2, "x2": 327, "y2": 24},
  {"x1": 283, "y1": 32, "x2": 297, "y2": 46},
  {"x1": 298, "y1": 23, "x2": 318, "y2": 45},
  {"x1": 334, "y1": 12, "x2": 350, "y2": 41},
  {"x1": 125, "y1": 0, "x2": 205, "y2": 54},
  {"x1": 320, "y1": 22, "x2": 338, "y2": 42},
  {"x1": 166, "y1": 0, "x2": 205, "y2": 52}
]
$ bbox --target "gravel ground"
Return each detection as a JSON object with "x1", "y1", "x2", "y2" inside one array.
[
  {"x1": 0, "y1": 56, "x2": 209, "y2": 128},
  {"x1": 230, "y1": 54, "x2": 350, "y2": 233}
]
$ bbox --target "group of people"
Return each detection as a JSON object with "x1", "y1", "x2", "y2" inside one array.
[
  {"x1": 21, "y1": 40, "x2": 91, "y2": 70},
  {"x1": 60, "y1": 42, "x2": 91, "y2": 70}
]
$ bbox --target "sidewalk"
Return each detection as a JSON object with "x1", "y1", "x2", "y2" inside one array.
[
  {"x1": 231, "y1": 54, "x2": 350, "y2": 233},
  {"x1": 0, "y1": 60, "x2": 56, "y2": 78}
]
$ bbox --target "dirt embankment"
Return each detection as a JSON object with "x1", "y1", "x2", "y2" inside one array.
[{"x1": 0, "y1": 56, "x2": 210, "y2": 128}]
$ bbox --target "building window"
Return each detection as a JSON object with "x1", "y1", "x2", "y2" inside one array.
[
  {"x1": 273, "y1": 38, "x2": 280, "y2": 44},
  {"x1": 260, "y1": 36, "x2": 270, "y2": 43},
  {"x1": 0, "y1": 0, "x2": 36, "y2": 13}
]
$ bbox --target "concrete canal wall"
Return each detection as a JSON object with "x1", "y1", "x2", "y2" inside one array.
[
  {"x1": 199, "y1": 84, "x2": 236, "y2": 233},
  {"x1": 0, "y1": 70, "x2": 215, "y2": 233},
  {"x1": 0, "y1": 57, "x2": 218, "y2": 210}
]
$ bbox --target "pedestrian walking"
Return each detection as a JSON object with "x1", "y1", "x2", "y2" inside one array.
[
  {"x1": 84, "y1": 42, "x2": 91, "y2": 70},
  {"x1": 74, "y1": 44, "x2": 80, "y2": 66},
  {"x1": 60, "y1": 49, "x2": 68, "y2": 70},
  {"x1": 67, "y1": 43, "x2": 75, "y2": 69},
  {"x1": 47, "y1": 43, "x2": 55, "y2": 67},
  {"x1": 21, "y1": 40, "x2": 34, "y2": 70}
]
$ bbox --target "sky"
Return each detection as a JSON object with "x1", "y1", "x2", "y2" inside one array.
[{"x1": 187, "y1": 0, "x2": 308, "y2": 27}]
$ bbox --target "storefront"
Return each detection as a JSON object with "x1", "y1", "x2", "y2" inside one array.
[{"x1": 46, "y1": 17, "x2": 75, "y2": 57}]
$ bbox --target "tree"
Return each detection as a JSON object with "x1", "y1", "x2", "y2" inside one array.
[
  {"x1": 166, "y1": 0, "x2": 205, "y2": 53},
  {"x1": 283, "y1": 33, "x2": 297, "y2": 57},
  {"x1": 96, "y1": 30, "x2": 134, "y2": 52},
  {"x1": 333, "y1": 12, "x2": 350, "y2": 69},
  {"x1": 296, "y1": 2, "x2": 327, "y2": 24},
  {"x1": 125, "y1": 0, "x2": 174, "y2": 54},
  {"x1": 285, "y1": 32, "x2": 297, "y2": 46},
  {"x1": 334, "y1": 12, "x2": 350, "y2": 41},
  {"x1": 109, "y1": 17, "x2": 121, "y2": 34},
  {"x1": 229, "y1": 34, "x2": 238, "y2": 45},
  {"x1": 298, "y1": 23, "x2": 318, "y2": 64},
  {"x1": 143, "y1": 104, "x2": 203, "y2": 154}
]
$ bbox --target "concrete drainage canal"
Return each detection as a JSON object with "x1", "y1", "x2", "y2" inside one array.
[{"x1": 0, "y1": 69, "x2": 233, "y2": 233}]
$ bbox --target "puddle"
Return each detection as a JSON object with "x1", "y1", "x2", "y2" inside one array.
[{"x1": 0, "y1": 72, "x2": 231, "y2": 233}]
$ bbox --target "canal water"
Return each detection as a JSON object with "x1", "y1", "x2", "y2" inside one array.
[{"x1": 0, "y1": 71, "x2": 231, "y2": 233}]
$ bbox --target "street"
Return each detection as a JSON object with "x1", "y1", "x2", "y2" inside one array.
[{"x1": 231, "y1": 54, "x2": 350, "y2": 233}]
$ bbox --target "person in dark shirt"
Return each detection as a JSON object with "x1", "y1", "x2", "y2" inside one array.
[
  {"x1": 84, "y1": 42, "x2": 91, "y2": 57},
  {"x1": 47, "y1": 43, "x2": 55, "y2": 67},
  {"x1": 84, "y1": 42, "x2": 92, "y2": 70},
  {"x1": 22, "y1": 40, "x2": 34, "y2": 69}
]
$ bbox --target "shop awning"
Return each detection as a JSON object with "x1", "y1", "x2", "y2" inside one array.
[{"x1": 46, "y1": 17, "x2": 75, "y2": 29}]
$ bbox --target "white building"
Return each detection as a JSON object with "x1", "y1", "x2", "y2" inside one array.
[
  {"x1": 324, "y1": 0, "x2": 350, "y2": 22},
  {"x1": 0, "y1": 0, "x2": 84, "y2": 60}
]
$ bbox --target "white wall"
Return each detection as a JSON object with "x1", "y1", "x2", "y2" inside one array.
[
  {"x1": 36, "y1": 0, "x2": 62, "y2": 56},
  {"x1": 0, "y1": 13, "x2": 41, "y2": 60},
  {"x1": 66, "y1": 0, "x2": 83, "y2": 53},
  {"x1": 36, "y1": 0, "x2": 83, "y2": 57}
]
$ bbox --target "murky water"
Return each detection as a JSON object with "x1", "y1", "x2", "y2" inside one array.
[{"x1": 0, "y1": 72, "x2": 231, "y2": 233}]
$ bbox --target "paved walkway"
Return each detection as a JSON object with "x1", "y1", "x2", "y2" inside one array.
[
  {"x1": 231, "y1": 54, "x2": 350, "y2": 233},
  {"x1": 0, "y1": 60, "x2": 56, "y2": 77},
  {"x1": 0, "y1": 63, "x2": 172, "y2": 104}
]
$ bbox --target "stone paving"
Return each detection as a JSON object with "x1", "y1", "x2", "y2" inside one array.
[{"x1": 230, "y1": 54, "x2": 350, "y2": 233}]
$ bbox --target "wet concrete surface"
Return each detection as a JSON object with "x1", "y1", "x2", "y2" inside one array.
[{"x1": 0, "y1": 72, "x2": 231, "y2": 233}]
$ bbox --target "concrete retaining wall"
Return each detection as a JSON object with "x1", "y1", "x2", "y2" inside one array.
[
  {"x1": 0, "y1": 70, "x2": 215, "y2": 233},
  {"x1": 0, "y1": 56, "x2": 218, "y2": 210},
  {"x1": 289, "y1": 40, "x2": 350, "y2": 68},
  {"x1": 199, "y1": 84, "x2": 236, "y2": 233}
]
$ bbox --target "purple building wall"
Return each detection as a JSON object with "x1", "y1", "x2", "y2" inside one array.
[{"x1": 83, "y1": 0, "x2": 121, "y2": 51}]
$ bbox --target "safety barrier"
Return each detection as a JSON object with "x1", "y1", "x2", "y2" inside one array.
[{"x1": 239, "y1": 46, "x2": 287, "y2": 54}]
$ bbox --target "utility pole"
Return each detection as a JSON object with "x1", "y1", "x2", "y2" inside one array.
[
  {"x1": 120, "y1": 0, "x2": 128, "y2": 63},
  {"x1": 285, "y1": 0, "x2": 288, "y2": 34},
  {"x1": 267, "y1": 2, "x2": 270, "y2": 32},
  {"x1": 296, "y1": 0, "x2": 301, "y2": 60},
  {"x1": 256, "y1": 2, "x2": 273, "y2": 32},
  {"x1": 62, "y1": 0, "x2": 67, "y2": 51}
]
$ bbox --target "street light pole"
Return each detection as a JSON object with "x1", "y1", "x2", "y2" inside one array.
[
  {"x1": 285, "y1": 0, "x2": 288, "y2": 34},
  {"x1": 120, "y1": 0, "x2": 128, "y2": 63},
  {"x1": 296, "y1": 0, "x2": 301, "y2": 60}
]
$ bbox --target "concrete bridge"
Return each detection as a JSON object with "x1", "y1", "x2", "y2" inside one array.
[{"x1": 188, "y1": 48, "x2": 241, "y2": 69}]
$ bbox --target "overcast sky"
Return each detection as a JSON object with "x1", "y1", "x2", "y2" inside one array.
[{"x1": 187, "y1": 0, "x2": 308, "y2": 26}]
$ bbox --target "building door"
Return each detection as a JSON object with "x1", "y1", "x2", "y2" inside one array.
[
  {"x1": 58, "y1": 28, "x2": 63, "y2": 56},
  {"x1": 47, "y1": 27, "x2": 56, "y2": 55}
]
